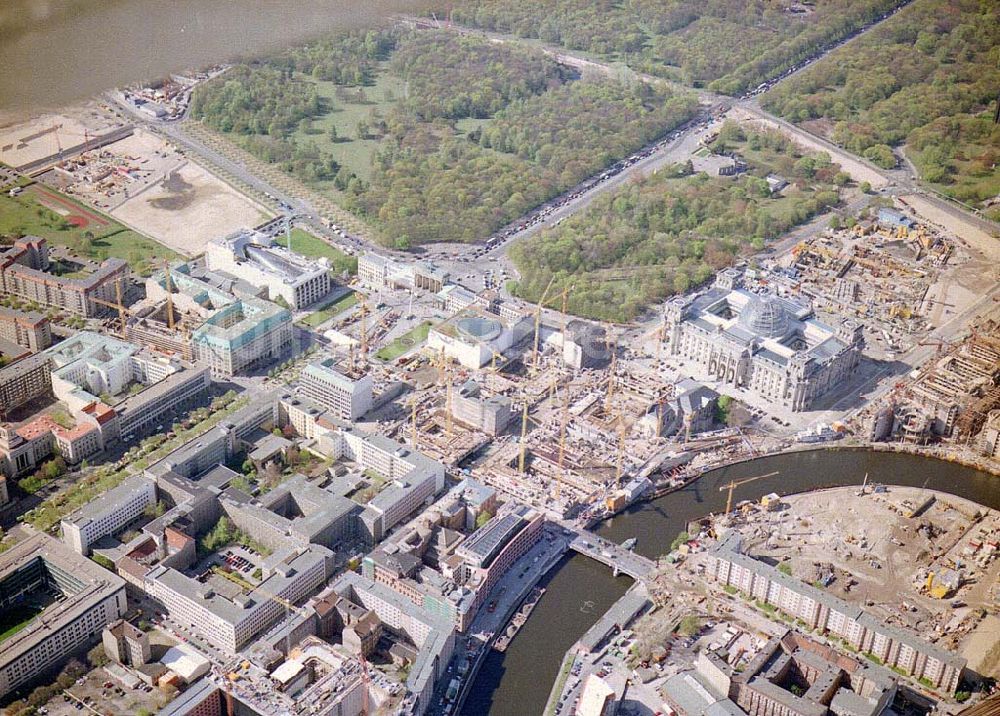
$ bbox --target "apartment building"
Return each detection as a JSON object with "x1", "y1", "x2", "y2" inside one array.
[
  {"x1": 707, "y1": 535, "x2": 965, "y2": 692},
  {"x1": 299, "y1": 358, "x2": 373, "y2": 421},
  {"x1": 0, "y1": 307, "x2": 51, "y2": 352},
  {"x1": 0, "y1": 236, "x2": 129, "y2": 317},
  {"x1": 0, "y1": 352, "x2": 52, "y2": 416},
  {"x1": 0, "y1": 533, "x2": 127, "y2": 697}
]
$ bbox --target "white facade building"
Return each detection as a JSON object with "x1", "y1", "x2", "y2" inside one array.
[{"x1": 206, "y1": 229, "x2": 331, "y2": 309}]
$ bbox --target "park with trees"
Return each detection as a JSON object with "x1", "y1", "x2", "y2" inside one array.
[
  {"x1": 508, "y1": 122, "x2": 845, "y2": 322},
  {"x1": 761, "y1": 0, "x2": 999, "y2": 218}
]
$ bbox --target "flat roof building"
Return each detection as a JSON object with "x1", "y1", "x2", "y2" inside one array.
[
  {"x1": 707, "y1": 534, "x2": 965, "y2": 692},
  {"x1": 0, "y1": 307, "x2": 51, "y2": 353},
  {"x1": 144, "y1": 545, "x2": 329, "y2": 653},
  {"x1": 206, "y1": 228, "x2": 332, "y2": 310},
  {"x1": 144, "y1": 262, "x2": 293, "y2": 378},
  {"x1": 0, "y1": 237, "x2": 129, "y2": 318},
  {"x1": 62, "y1": 475, "x2": 157, "y2": 555},
  {"x1": 0, "y1": 532, "x2": 127, "y2": 697},
  {"x1": 299, "y1": 358, "x2": 373, "y2": 422}
]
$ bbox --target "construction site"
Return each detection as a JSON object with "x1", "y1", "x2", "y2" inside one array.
[
  {"x1": 782, "y1": 205, "x2": 989, "y2": 362},
  {"x1": 714, "y1": 484, "x2": 1000, "y2": 680}
]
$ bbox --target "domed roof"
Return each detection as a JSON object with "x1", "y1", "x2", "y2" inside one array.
[
  {"x1": 456, "y1": 316, "x2": 503, "y2": 342},
  {"x1": 738, "y1": 293, "x2": 790, "y2": 339}
]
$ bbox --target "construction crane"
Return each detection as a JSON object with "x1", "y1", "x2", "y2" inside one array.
[
  {"x1": 555, "y1": 383, "x2": 570, "y2": 501},
  {"x1": 89, "y1": 276, "x2": 130, "y2": 338},
  {"x1": 358, "y1": 299, "x2": 369, "y2": 361},
  {"x1": 615, "y1": 415, "x2": 628, "y2": 487},
  {"x1": 604, "y1": 347, "x2": 618, "y2": 415},
  {"x1": 718, "y1": 471, "x2": 780, "y2": 515},
  {"x1": 531, "y1": 276, "x2": 557, "y2": 370},
  {"x1": 518, "y1": 399, "x2": 530, "y2": 474},
  {"x1": 163, "y1": 261, "x2": 177, "y2": 331}
]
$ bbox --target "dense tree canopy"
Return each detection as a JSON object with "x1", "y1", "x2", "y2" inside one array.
[
  {"x1": 390, "y1": 33, "x2": 565, "y2": 120},
  {"x1": 349, "y1": 77, "x2": 697, "y2": 244},
  {"x1": 762, "y1": 0, "x2": 999, "y2": 211},
  {"x1": 509, "y1": 124, "x2": 844, "y2": 322},
  {"x1": 443, "y1": 0, "x2": 908, "y2": 94}
]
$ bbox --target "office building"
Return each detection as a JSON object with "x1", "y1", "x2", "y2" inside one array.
[
  {"x1": 663, "y1": 269, "x2": 864, "y2": 412},
  {"x1": 0, "y1": 533, "x2": 127, "y2": 697},
  {"x1": 205, "y1": 228, "x2": 331, "y2": 309},
  {"x1": 299, "y1": 358, "x2": 373, "y2": 421},
  {"x1": 62, "y1": 476, "x2": 157, "y2": 554},
  {"x1": 0, "y1": 236, "x2": 129, "y2": 317},
  {"x1": 141, "y1": 263, "x2": 293, "y2": 377},
  {"x1": 144, "y1": 546, "x2": 329, "y2": 653},
  {"x1": 706, "y1": 535, "x2": 965, "y2": 692},
  {"x1": 451, "y1": 380, "x2": 513, "y2": 436}
]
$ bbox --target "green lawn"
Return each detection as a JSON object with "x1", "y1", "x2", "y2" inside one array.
[
  {"x1": 375, "y1": 321, "x2": 433, "y2": 361},
  {"x1": 287, "y1": 228, "x2": 357, "y2": 275},
  {"x1": 0, "y1": 605, "x2": 41, "y2": 643},
  {"x1": 299, "y1": 291, "x2": 359, "y2": 328},
  {"x1": 290, "y1": 69, "x2": 407, "y2": 182},
  {"x1": 0, "y1": 185, "x2": 179, "y2": 275}
]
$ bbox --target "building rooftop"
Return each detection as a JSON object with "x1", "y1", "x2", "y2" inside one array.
[
  {"x1": 63, "y1": 475, "x2": 153, "y2": 530},
  {"x1": 0, "y1": 532, "x2": 126, "y2": 671},
  {"x1": 455, "y1": 506, "x2": 531, "y2": 569}
]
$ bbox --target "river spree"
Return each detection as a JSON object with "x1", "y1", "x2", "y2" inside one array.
[{"x1": 463, "y1": 448, "x2": 997, "y2": 715}]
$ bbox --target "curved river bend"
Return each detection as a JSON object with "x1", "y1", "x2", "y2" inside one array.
[{"x1": 463, "y1": 448, "x2": 997, "y2": 716}]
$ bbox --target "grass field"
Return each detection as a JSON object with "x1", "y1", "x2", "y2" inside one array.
[
  {"x1": 0, "y1": 605, "x2": 41, "y2": 643},
  {"x1": 287, "y1": 228, "x2": 357, "y2": 275},
  {"x1": 0, "y1": 184, "x2": 179, "y2": 274},
  {"x1": 290, "y1": 69, "x2": 407, "y2": 183},
  {"x1": 375, "y1": 321, "x2": 433, "y2": 361},
  {"x1": 299, "y1": 291, "x2": 359, "y2": 328}
]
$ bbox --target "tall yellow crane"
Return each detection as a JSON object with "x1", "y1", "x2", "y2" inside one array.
[
  {"x1": 518, "y1": 399, "x2": 530, "y2": 474},
  {"x1": 718, "y1": 471, "x2": 780, "y2": 514},
  {"x1": 615, "y1": 415, "x2": 628, "y2": 487},
  {"x1": 90, "y1": 276, "x2": 130, "y2": 338},
  {"x1": 163, "y1": 261, "x2": 176, "y2": 331},
  {"x1": 532, "y1": 276, "x2": 557, "y2": 370},
  {"x1": 604, "y1": 349, "x2": 618, "y2": 415}
]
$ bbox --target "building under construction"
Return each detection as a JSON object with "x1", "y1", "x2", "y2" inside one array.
[
  {"x1": 127, "y1": 262, "x2": 292, "y2": 377},
  {"x1": 903, "y1": 320, "x2": 1000, "y2": 439}
]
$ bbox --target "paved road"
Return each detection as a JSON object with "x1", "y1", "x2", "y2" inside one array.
[{"x1": 106, "y1": 92, "x2": 365, "y2": 257}]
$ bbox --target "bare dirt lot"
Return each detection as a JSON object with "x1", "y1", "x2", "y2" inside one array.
[
  {"x1": 0, "y1": 104, "x2": 125, "y2": 170},
  {"x1": 902, "y1": 194, "x2": 1000, "y2": 262},
  {"x1": 735, "y1": 485, "x2": 1000, "y2": 676},
  {"x1": 110, "y1": 159, "x2": 269, "y2": 256}
]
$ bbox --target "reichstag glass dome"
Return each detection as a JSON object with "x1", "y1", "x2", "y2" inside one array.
[{"x1": 738, "y1": 294, "x2": 790, "y2": 339}]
